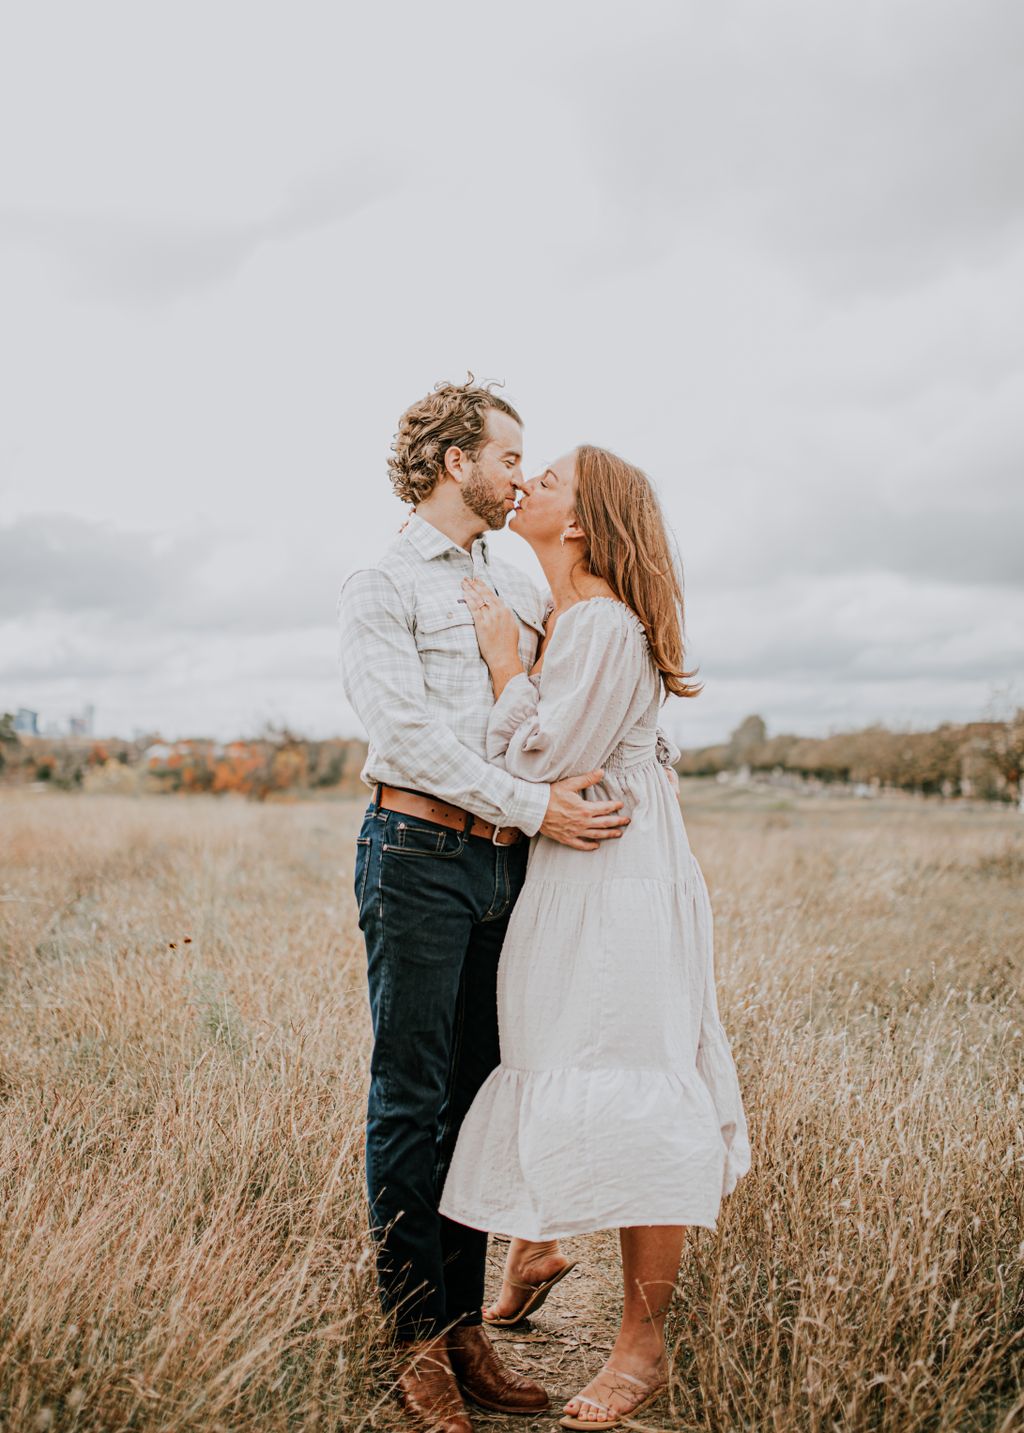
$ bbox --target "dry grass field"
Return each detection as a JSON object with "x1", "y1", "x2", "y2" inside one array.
[{"x1": 0, "y1": 788, "x2": 1022, "y2": 1432}]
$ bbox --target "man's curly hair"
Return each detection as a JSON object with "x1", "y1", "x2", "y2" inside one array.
[{"x1": 387, "y1": 376, "x2": 523, "y2": 505}]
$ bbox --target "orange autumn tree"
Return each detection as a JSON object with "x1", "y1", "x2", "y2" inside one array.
[{"x1": 211, "y1": 742, "x2": 267, "y2": 794}]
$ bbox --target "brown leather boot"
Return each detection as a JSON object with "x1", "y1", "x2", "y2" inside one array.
[
  {"x1": 395, "y1": 1337, "x2": 473, "y2": 1433},
  {"x1": 447, "y1": 1323, "x2": 550, "y2": 1416}
]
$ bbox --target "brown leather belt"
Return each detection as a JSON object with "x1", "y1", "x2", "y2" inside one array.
[{"x1": 375, "y1": 784, "x2": 524, "y2": 845}]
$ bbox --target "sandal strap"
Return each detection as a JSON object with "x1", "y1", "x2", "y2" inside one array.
[
  {"x1": 603, "y1": 1366, "x2": 649, "y2": 1390},
  {"x1": 567, "y1": 1365, "x2": 660, "y2": 1421}
]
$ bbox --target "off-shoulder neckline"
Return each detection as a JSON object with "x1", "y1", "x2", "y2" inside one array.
[
  {"x1": 542, "y1": 595, "x2": 645, "y2": 632},
  {"x1": 530, "y1": 596, "x2": 647, "y2": 680}
]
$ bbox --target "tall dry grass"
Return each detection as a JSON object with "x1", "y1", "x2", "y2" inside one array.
[
  {"x1": 667, "y1": 797, "x2": 1024, "y2": 1431},
  {"x1": 0, "y1": 790, "x2": 1021, "y2": 1431}
]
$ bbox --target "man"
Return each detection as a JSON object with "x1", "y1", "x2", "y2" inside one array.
[{"x1": 338, "y1": 378, "x2": 630, "y2": 1433}]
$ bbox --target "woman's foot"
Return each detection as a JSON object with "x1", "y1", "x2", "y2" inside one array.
[
  {"x1": 561, "y1": 1349, "x2": 668, "y2": 1426},
  {"x1": 483, "y1": 1238, "x2": 573, "y2": 1323}
]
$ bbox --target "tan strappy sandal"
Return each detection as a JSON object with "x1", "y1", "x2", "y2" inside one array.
[
  {"x1": 559, "y1": 1364, "x2": 668, "y2": 1429},
  {"x1": 481, "y1": 1259, "x2": 578, "y2": 1327}
]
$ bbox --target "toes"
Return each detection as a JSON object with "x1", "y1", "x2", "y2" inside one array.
[{"x1": 566, "y1": 1401, "x2": 598, "y2": 1424}]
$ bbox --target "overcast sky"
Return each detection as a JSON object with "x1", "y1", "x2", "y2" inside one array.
[{"x1": 1, "y1": 0, "x2": 1022, "y2": 748}]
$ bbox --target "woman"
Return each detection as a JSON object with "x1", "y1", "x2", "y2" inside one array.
[{"x1": 438, "y1": 446, "x2": 750, "y2": 1429}]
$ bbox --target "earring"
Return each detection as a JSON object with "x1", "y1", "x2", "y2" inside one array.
[{"x1": 559, "y1": 530, "x2": 567, "y2": 547}]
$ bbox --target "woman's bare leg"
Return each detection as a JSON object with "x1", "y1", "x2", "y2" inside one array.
[
  {"x1": 563, "y1": 1226, "x2": 684, "y2": 1423},
  {"x1": 484, "y1": 1237, "x2": 571, "y2": 1321}
]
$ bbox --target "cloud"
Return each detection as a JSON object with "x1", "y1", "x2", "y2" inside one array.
[
  {"x1": 575, "y1": 2, "x2": 1024, "y2": 294},
  {"x1": 0, "y1": 156, "x2": 399, "y2": 302},
  {"x1": 691, "y1": 495, "x2": 1024, "y2": 591},
  {"x1": 0, "y1": 514, "x2": 210, "y2": 619},
  {"x1": 669, "y1": 569, "x2": 1024, "y2": 746},
  {"x1": 0, "y1": 512, "x2": 353, "y2": 635},
  {"x1": 0, "y1": 609, "x2": 352, "y2": 741},
  {"x1": 688, "y1": 572, "x2": 1024, "y2": 685},
  {"x1": 677, "y1": 357, "x2": 1024, "y2": 594}
]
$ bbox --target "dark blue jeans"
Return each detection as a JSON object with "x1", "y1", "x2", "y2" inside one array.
[{"x1": 354, "y1": 794, "x2": 529, "y2": 1340}]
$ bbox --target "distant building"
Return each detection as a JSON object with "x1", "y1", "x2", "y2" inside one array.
[
  {"x1": 13, "y1": 708, "x2": 39, "y2": 735},
  {"x1": 68, "y1": 704, "x2": 95, "y2": 737}
]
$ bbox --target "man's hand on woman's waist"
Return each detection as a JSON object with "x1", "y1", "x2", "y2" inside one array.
[{"x1": 540, "y1": 769, "x2": 630, "y2": 852}]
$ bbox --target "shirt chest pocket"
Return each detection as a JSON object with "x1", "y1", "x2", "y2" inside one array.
[{"x1": 414, "y1": 602, "x2": 480, "y2": 664}]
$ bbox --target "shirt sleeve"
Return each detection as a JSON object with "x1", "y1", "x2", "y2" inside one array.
[
  {"x1": 338, "y1": 568, "x2": 550, "y2": 835},
  {"x1": 486, "y1": 602, "x2": 649, "y2": 783}
]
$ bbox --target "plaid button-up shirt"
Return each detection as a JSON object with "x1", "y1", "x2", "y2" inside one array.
[{"x1": 337, "y1": 512, "x2": 552, "y2": 838}]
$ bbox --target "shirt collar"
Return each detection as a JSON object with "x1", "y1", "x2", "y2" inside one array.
[{"x1": 404, "y1": 511, "x2": 490, "y2": 564}]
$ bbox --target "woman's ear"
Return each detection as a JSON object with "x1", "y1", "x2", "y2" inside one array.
[{"x1": 562, "y1": 519, "x2": 586, "y2": 542}]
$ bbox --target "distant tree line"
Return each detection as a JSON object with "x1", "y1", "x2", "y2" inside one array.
[
  {"x1": 2, "y1": 709, "x2": 1022, "y2": 803},
  {"x1": 677, "y1": 711, "x2": 1024, "y2": 802},
  {"x1": 0, "y1": 722, "x2": 369, "y2": 799}
]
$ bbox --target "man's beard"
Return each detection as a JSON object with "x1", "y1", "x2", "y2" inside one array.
[{"x1": 461, "y1": 465, "x2": 509, "y2": 531}]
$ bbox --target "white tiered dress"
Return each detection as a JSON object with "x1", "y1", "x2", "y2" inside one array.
[{"x1": 439, "y1": 599, "x2": 750, "y2": 1240}]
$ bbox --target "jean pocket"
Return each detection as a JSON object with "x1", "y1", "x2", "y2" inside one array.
[
  {"x1": 382, "y1": 817, "x2": 466, "y2": 859},
  {"x1": 354, "y1": 835, "x2": 372, "y2": 915}
]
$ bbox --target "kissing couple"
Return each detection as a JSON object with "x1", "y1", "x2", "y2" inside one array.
[{"x1": 338, "y1": 378, "x2": 750, "y2": 1431}]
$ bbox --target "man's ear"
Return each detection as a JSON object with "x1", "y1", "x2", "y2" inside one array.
[{"x1": 444, "y1": 445, "x2": 467, "y2": 482}]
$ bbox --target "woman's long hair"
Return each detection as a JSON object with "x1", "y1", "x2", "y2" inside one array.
[{"x1": 573, "y1": 445, "x2": 701, "y2": 699}]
